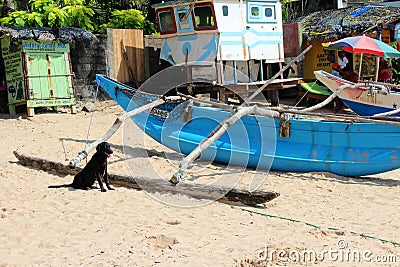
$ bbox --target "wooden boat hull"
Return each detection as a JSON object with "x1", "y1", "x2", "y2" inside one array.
[
  {"x1": 314, "y1": 70, "x2": 400, "y2": 117},
  {"x1": 97, "y1": 74, "x2": 400, "y2": 177}
]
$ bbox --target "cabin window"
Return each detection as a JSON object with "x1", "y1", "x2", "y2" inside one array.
[
  {"x1": 264, "y1": 6, "x2": 276, "y2": 21},
  {"x1": 192, "y1": 4, "x2": 217, "y2": 30},
  {"x1": 158, "y1": 8, "x2": 177, "y2": 34},
  {"x1": 178, "y1": 12, "x2": 191, "y2": 30},
  {"x1": 251, "y1": 7, "x2": 260, "y2": 18},
  {"x1": 265, "y1": 7, "x2": 273, "y2": 17},
  {"x1": 247, "y1": 3, "x2": 276, "y2": 23},
  {"x1": 222, "y1": 5, "x2": 228, "y2": 16}
]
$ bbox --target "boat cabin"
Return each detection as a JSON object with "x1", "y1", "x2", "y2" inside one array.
[{"x1": 150, "y1": 0, "x2": 299, "y2": 103}]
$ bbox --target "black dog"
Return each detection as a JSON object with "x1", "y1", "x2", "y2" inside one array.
[{"x1": 49, "y1": 142, "x2": 114, "y2": 192}]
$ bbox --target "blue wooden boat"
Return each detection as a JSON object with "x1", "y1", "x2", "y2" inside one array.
[{"x1": 96, "y1": 74, "x2": 400, "y2": 177}]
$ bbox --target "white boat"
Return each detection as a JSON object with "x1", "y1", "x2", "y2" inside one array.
[{"x1": 315, "y1": 70, "x2": 400, "y2": 117}]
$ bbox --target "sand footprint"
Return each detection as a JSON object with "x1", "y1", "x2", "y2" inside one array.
[{"x1": 146, "y1": 234, "x2": 178, "y2": 249}]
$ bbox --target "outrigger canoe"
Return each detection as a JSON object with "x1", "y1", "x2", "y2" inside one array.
[
  {"x1": 96, "y1": 74, "x2": 400, "y2": 177},
  {"x1": 315, "y1": 70, "x2": 400, "y2": 117}
]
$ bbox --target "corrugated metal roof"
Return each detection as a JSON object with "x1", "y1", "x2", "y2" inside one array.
[{"x1": 379, "y1": 1, "x2": 400, "y2": 8}]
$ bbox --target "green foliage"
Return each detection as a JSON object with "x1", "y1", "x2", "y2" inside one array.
[
  {"x1": 62, "y1": 3, "x2": 95, "y2": 30},
  {"x1": 0, "y1": 0, "x2": 94, "y2": 30},
  {"x1": 102, "y1": 9, "x2": 144, "y2": 29},
  {"x1": 0, "y1": 11, "x2": 29, "y2": 26},
  {"x1": 1, "y1": 0, "x2": 157, "y2": 34},
  {"x1": 101, "y1": 9, "x2": 156, "y2": 35},
  {"x1": 143, "y1": 18, "x2": 157, "y2": 35},
  {"x1": 281, "y1": 0, "x2": 290, "y2": 22}
]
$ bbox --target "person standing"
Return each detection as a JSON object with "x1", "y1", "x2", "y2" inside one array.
[{"x1": 338, "y1": 51, "x2": 349, "y2": 70}]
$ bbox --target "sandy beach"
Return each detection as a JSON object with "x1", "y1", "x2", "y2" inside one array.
[{"x1": 0, "y1": 100, "x2": 399, "y2": 266}]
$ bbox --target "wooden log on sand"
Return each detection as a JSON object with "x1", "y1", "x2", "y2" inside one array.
[{"x1": 13, "y1": 151, "x2": 279, "y2": 206}]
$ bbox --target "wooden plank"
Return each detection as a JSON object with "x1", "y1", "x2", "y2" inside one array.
[
  {"x1": 108, "y1": 29, "x2": 145, "y2": 84},
  {"x1": 283, "y1": 23, "x2": 301, "y2": 57}
]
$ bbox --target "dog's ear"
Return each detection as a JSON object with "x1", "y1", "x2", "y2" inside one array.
[{"x1": 96, "y1": 142, "x2": 103, "y2": 152}]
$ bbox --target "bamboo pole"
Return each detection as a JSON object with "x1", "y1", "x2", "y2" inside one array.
[
  {"x1": 372, "y1": 108, "x2": 400, "y2": 118},
  {"x1": 246, "y1": 45, "x2": 313, "y2": 103},
  {"x1": 170, "y1": 105, "x2": 280, "y2": 184},
  {"x1": 300, "y1": 84, "x2": 353, "y2": 112},
  {"x1": 69, "y1": 98, "x2": 167, "y2": 167},
  {"x1": 170, "y1": 46, "x2": 313, "y2": 184},
  {"x1": 359, "y1": 79, "x2": 400, "y2": 88},
  {"x1": 179, "y1": 91, "x2": 400, "y2": 124}
]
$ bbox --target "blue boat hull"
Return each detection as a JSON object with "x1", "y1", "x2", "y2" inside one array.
[
  {"x1": 97, "y1": 74, "x2": 400, "y2": 177},
  {"x1": 341, "y1": 99, "x2": 396, "y2": 117}
]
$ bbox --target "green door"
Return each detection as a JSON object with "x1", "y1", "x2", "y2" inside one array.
[{"x1": 25, "y1": 52, "x2": 73, "y2": 99}]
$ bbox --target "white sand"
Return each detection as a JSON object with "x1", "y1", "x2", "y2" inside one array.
[{"x1": 0, "y1": 100, "x2": 398, "y2": 266}]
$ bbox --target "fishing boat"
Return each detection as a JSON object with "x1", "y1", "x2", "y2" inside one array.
[
  {"x1": 315, "y1": 70, "x2": 400, "y2": 117},
  {"x1": 316, "y1": 35, "x2": 400, "y2": 117},
  {"x1": 96, "y1": 73, "x2": 400, "y2": 178}
]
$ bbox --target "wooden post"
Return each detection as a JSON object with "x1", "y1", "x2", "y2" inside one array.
[
  {"x1": 374, "y1": 57, "x2": 380, "y2": 82},
  {"x1": 358, "y1": 53, "x2": 363, "y2": 79}
]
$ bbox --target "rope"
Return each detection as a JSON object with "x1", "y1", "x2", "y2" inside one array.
[
  {"x1": 232, "y1": 206, "x2": 400, "y2": 247},
  {"x1": 294, "y1": 81, "x2": 314, "y2": 107},
  {"x1": 83, "y1": 84, "x2": 100, "y2": 164}
]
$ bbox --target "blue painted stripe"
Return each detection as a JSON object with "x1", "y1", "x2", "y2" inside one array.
[
  {"x1": 177, "y1": 35, "x2": 198, "y2": 41},
  {"x1": 221, "y1": 29, "x2": 282, "y2": 37},
  {"x1": 219, "y1": 40, "x2": 283, "y2": 48}
]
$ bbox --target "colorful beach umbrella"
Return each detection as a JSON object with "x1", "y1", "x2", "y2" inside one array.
[{"x1": 326, "y1": 35, "x2": 400, "y2": 58}]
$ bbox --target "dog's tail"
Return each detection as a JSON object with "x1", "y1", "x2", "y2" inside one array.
[{"x1": 48, "y1": 184, "x2": 72, "y2": 189}]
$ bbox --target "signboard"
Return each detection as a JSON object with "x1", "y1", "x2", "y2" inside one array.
[
  {"x1": 1, "y1": 38, "x2": 25, "y2": 105},
  {"x1": 22, "y1": 40, "x2": 70, "y2": 53}
]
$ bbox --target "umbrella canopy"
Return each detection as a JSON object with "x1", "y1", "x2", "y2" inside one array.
[{"x1": 326, "y1": 35, "x2": 400, "y2": 58}]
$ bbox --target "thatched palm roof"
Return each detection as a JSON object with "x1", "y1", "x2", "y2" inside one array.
[{"x1": 288, "y1": 4, "x2": 400, "y2": 41}]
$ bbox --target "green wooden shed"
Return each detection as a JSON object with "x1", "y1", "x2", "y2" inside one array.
[
  {"x1": 0, "y1": 27, "x2": 95, "y2": 116},
  {"x1": 1, "y1": 37, "x2": 75, "y2": 116}
]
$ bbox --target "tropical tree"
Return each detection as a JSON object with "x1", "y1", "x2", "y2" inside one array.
[{"x1": 0, "y1": 0, "x2": 95, "y2": 30}]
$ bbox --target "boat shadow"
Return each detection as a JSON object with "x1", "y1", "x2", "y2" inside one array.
[{"x1": 60, "y1": 138, "x2": 399, "y2": 187}]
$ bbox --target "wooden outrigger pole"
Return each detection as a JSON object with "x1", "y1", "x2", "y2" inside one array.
[{"x1": 69, "y1": 97, "x2": 174, "y2": 167}]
